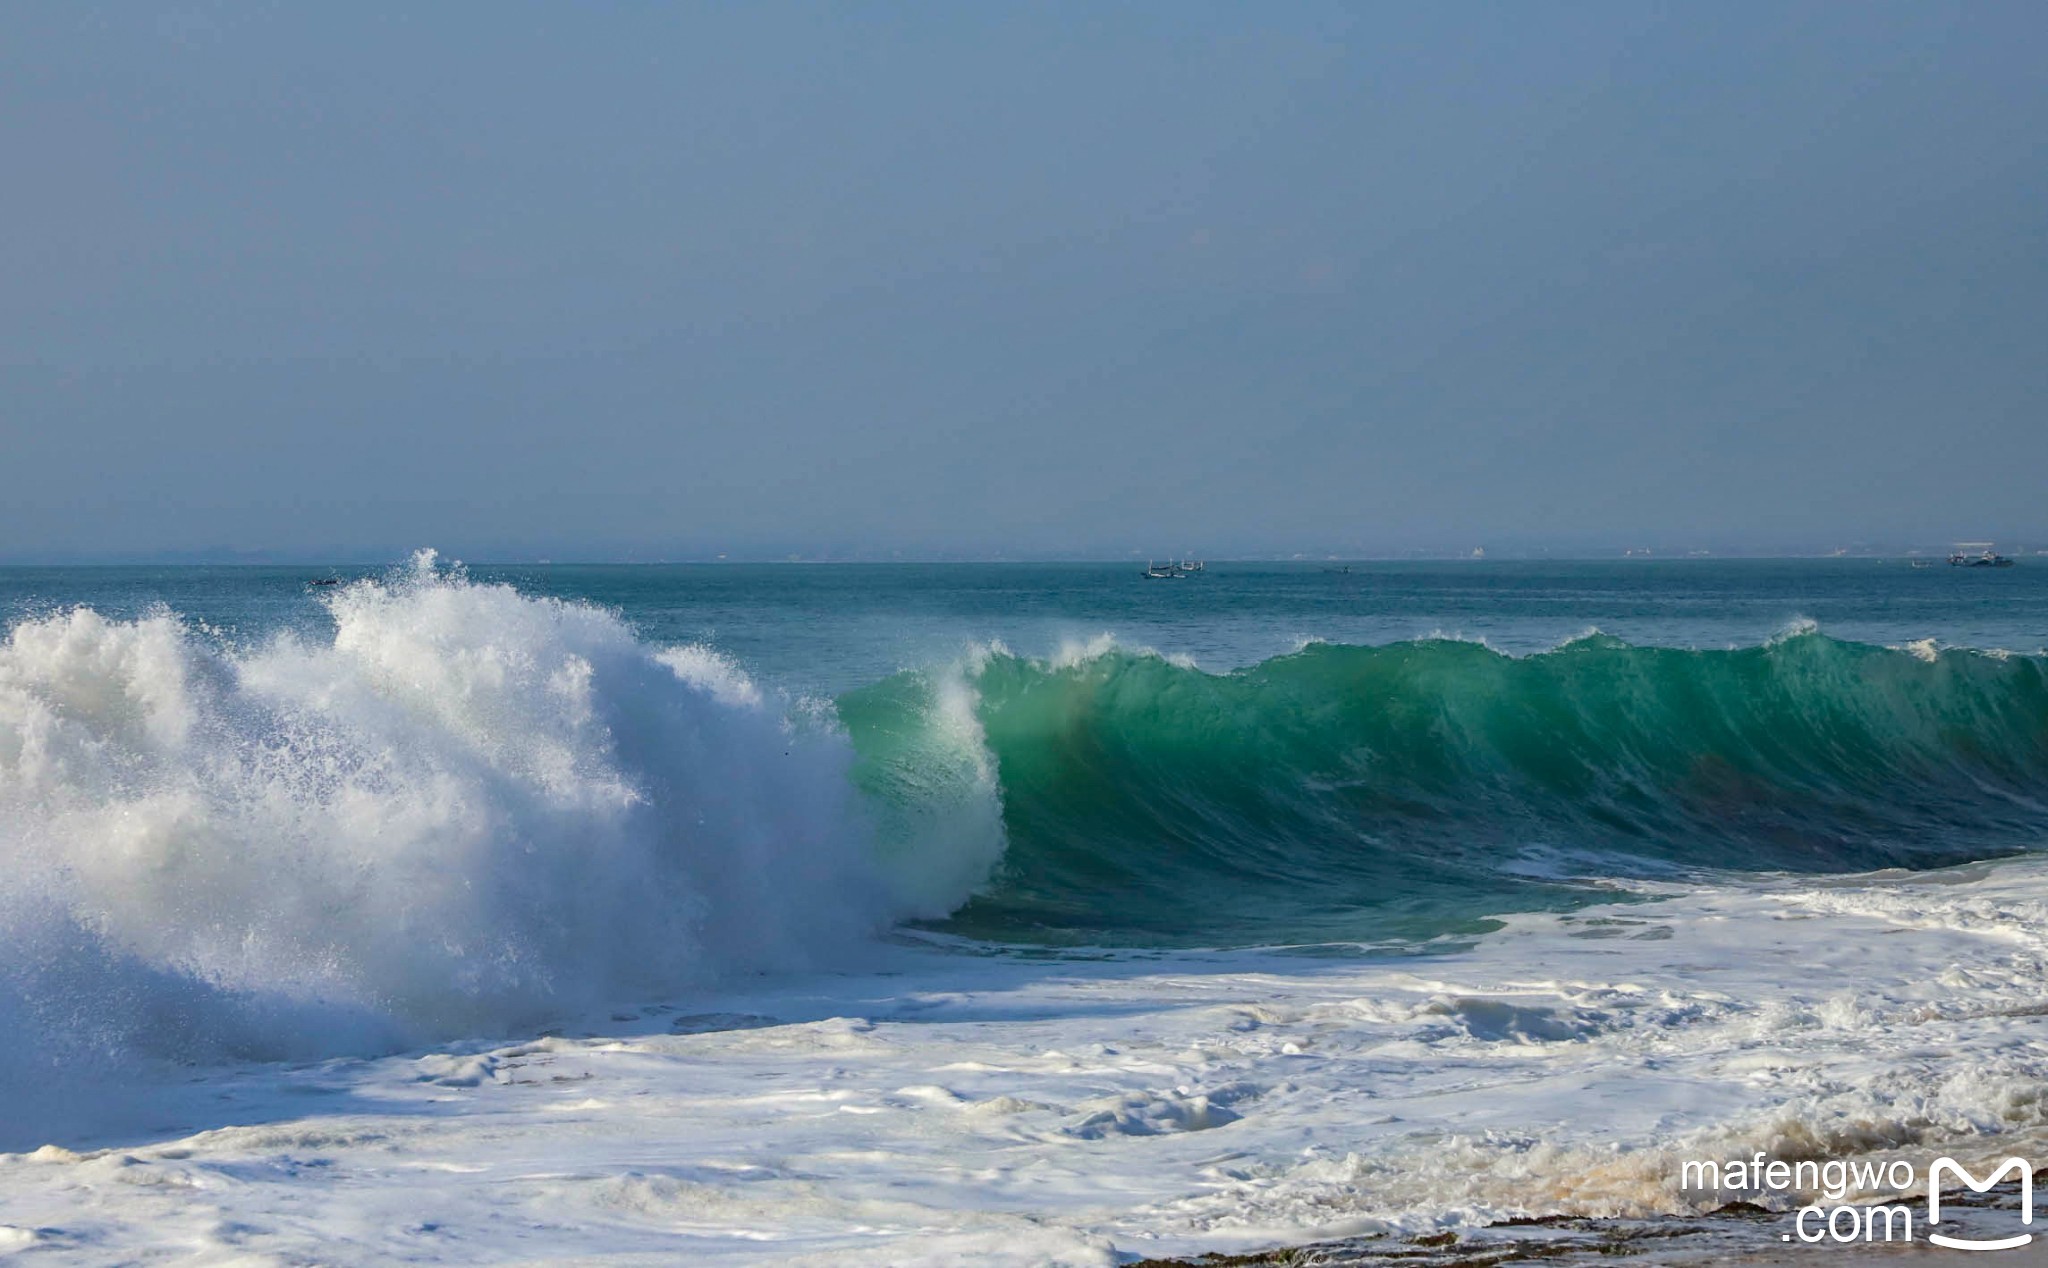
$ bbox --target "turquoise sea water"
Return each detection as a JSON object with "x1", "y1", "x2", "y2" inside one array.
[{"x1": 4, "y1": 559, "x2": 2046, "y2": 951}]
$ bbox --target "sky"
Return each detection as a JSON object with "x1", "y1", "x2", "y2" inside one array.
[{"x1": 1, "y1": 2, "x2": 2043, "y2": 560}]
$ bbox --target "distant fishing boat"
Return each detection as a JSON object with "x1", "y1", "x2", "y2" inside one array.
[
  {"x1": 1949, "y1": 543, "x2": 2015, "y2": 568},
  {"x1": 1141, "y1": 561, "x2": 1182, "y2": 579},
  {"x1": 308, "y1": 576, "x2": 343, "y2": 587},
  {"x1": 1177, "y1": 559, "x2": 1205, "y2": 573}
]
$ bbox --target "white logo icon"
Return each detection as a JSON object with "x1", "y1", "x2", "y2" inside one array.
[{"x1": 1929, "y1": 1157, "x2": 2033, "y2": 1252}]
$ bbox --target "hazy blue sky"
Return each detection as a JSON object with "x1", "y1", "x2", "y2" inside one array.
[{"x1": 2, "y1": 2, "x2": 2043, "y2": 559}]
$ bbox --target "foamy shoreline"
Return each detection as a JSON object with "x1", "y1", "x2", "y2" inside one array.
[{"x1": 5, "y1": 859, "x2": 2047, "y2": 1263}]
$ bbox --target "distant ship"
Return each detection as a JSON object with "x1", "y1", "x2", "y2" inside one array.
[
  {"x1": 1949, "y1": 543, "x2": 2016, "y2": 568},
  {"x1": 1141, "y1": 559, "x2": 1204, "y2": 579}
]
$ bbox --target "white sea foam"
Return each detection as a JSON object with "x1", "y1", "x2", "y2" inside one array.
[
  {"x1": 6, "y1": 859, "x2": 2048, "y2": 1263},
  {"x1": 1895, "y1": 636, "x2": 1943, "y2": 662},
  {"x1": 0, "y1": 553, "x2": 998, "y2": 1104}
]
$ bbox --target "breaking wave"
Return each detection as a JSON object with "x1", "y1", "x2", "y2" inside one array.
[
  {"x1": 843, "y1": 632, "x2": 2048, "y2": 945},
  {"x1": 5, "y1": 556, "x2": 2046, "y2": 1100},
  {"x1": 0, "y1": 552, "x2": 999, "y2": 1096}
]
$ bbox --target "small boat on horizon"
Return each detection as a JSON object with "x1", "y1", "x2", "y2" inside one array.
[{"x1": 1949, "y1": 543, "x2": 2016, "y2": 568}]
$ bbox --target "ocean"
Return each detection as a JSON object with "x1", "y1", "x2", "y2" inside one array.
[{"x1": 2, "y1": 554, "x2": 2045, "y2": 1263}]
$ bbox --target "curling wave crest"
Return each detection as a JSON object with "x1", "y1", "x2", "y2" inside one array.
[{"x1": 845, "y1": 631, "x2": 2048, "y2": 945}]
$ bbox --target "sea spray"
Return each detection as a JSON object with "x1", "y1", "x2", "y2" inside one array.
[{"x1": 0, "y1": 553, "x2": 1001, "y2": 1087}]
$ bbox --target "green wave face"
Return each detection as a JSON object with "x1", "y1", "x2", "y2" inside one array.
[{"x1": 838, "y1": 633, "x2": 2048, "y2": 947}]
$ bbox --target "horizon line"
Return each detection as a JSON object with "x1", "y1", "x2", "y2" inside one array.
[{"x1": 5, "y1": 545, "x2": 2046, "y2": 568}]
